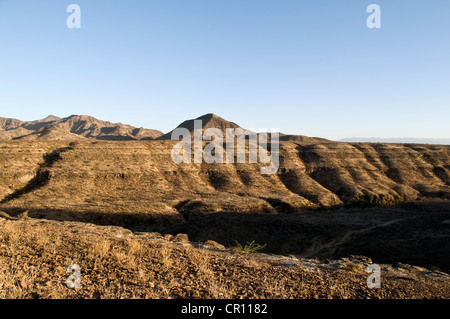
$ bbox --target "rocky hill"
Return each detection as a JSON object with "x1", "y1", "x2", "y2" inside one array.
[
  {"x1": 158, "y1": 113, "x2": 241, "y2": 140},
  {"x1": 0, "y1": 115, "x2": 163, "y2": 141},
  {"x1": 158, "y1": 113, "x2": 329, "y2": 144},
  {"x1": 0, "y1": 113, "x2": 449, "y2": 298}
]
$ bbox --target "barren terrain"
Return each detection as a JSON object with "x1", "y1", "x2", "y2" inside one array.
[
  {"x1": 1, "y1": 216, "x2": 449, "y2": 299},
  {"x1": 0, "y1": 138, "x2": 448, "y2": 224},
  {"x1": 0, "y1": 114, "x2": 449, "y2": 299}
]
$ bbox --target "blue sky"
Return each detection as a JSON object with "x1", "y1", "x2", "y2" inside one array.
[{"x1": 0, "y1": 0, "x2": 449, "y2": 140}]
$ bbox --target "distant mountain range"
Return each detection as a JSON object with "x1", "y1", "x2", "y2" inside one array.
[
  {"x1": 0, "y1": 115, "x2": 163, "y2": 141},
  {"x1": 1, "y1": 114, "x2": 447, "y2": 145},
  {"x1": 339, "y1": 137, "x2": 450, "y2": 145},
  {"x1": 0, "y1": 113, "x2": 329, "y2": 143}
]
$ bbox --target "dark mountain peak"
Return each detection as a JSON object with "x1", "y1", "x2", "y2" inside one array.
[
  {"x1": 196, "y1": 113, "x2": 219, "y2": 121},
  {"x1": 158, "y1": 113, "x2": 243, "y2": 140}
]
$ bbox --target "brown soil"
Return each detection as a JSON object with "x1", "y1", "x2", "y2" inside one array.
[{"x1": 1, "y1": 216, "x2": 449, "y2": 299}]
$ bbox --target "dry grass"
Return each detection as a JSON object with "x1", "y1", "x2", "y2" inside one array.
[
  {"x1": 87, "y1": 238, "x2": 111, "y2": 262},
  {"x1": 0, "y1": 259, "x2": 37, "y2": 298},
  {"x1": 0, "y1": 140, "x2": 448, "y2": 229},
  {"x1": 159, "y1": 245, "x2": 173, "y2": 271},
  {"x1": 341, "y1": 262, "x2": 365, "y2": 273},
  {"x1": 0, "y1": 216, "x2": 449, "y2": 299},
  {"x1": 0, "y1": 138, "x2": 448, "y2": 300}
]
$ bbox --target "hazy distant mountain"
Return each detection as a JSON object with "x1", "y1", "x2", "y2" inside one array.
[
  {"x1": 339, "y1": 137, "x2": 450, "y2": 145},
  {"x1": 279, "y1": 134, "x2": 330, "y2": 143},
  {"x1": 0, "y1": 115, "x2": 163, "y2": 141}
]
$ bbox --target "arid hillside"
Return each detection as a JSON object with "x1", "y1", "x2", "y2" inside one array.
[
  {"x1": 0, "y1": 138, "x2": 449, "y2": 225},
  {"x1": 0, "y1": 114, "x2": 449, "y2": 298}
]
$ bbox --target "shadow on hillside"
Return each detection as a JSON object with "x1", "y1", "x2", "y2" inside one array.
[
  {"x1": 0, "y1": 207, "x2": 180, "y2": 228},
  {"x1": 1, "y1": 200, "x2": 449, "y2": 273},
  {"x1": 161, "y1": 201, "x2": 450, "y2": 273},
  {"x1": 1, "y1": 146, "x2": 73, "y2": 204}
]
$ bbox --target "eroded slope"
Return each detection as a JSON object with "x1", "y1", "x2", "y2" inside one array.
[{"x1": 0, "y1": 140, "x2": 448, "y2": 227}]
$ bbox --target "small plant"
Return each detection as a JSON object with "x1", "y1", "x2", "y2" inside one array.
[{"x1": 234, "y1": 240, "x2": 266, "y2": 254}]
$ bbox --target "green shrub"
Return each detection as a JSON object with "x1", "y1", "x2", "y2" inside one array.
[{"x1": 234, "y1": 240, "x2": 266, "y2": 254}]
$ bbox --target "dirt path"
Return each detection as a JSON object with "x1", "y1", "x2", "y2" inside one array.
[{"x1": 301, "y1": 217, "x2": 417, "y2": 259}]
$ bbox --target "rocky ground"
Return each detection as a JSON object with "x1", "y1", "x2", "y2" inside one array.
[
  {"x1": 1, "y1": 214, "x2": 449, "y2": 299},
  {"x1": 0, "y1": 137, "x2": 449, "y2": 299}
]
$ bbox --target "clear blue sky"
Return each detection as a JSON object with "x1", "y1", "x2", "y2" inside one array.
[{"x1": 0, "y1": 0, "x2": 449, "y2": 140}]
